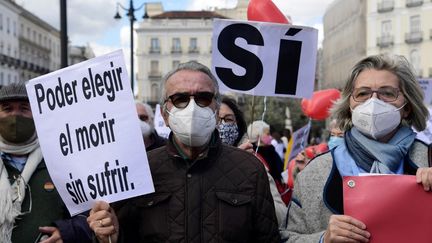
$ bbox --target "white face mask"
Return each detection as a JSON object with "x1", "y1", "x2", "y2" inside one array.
[
  {"x1": 351, "y1": 97, "x2": 406, "y2": 139},
  {"x1": 140, "y1": 121, "x2": 153, "y2": 137},
  {"x1": 167, "y1": 99, "x2": 216, "y2": 147}
]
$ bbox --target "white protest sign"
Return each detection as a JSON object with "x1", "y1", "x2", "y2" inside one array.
[
  {"x1": 26, "y1": 50, "x2": 154, "y2": 215},
  {"x1": 418, "y1": 79, "x2": 432, "y2": 106},
  {"x1": 154, "y1": 104, "x2": 171, "y2": 139},
  {"x1": 415, "y1": 107, "x2": 432, "y2": 145},
  {"x1": 212, "y1": 19, "x2": 318, "y2": 98}
]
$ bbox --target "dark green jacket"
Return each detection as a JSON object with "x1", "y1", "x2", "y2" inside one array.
[{"x1": 5, "y1": 159, "x2": 67, "y2": 243}]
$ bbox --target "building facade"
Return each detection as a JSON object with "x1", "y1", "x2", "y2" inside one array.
[
  {"x1": 0, "y1": 0, "x2": 20, "y2": 85},
  {"x1": 135, "y1": 0, "x2": 248, "y2": 104},
  {"x1": 0, "y1": 0, "x2": 61, "y2": 86},
  {"x1": 322, "y1": 0, "x2": 367, "y2": 89},
  {"x1": 69, "y1": 44, "x2": 95, "y2": 65},
  {"x1": 367, "y1": 0, "x2": 432, "y2": 77},
  {"x1": 19, "y1": 8, "x2": 60, "y2": 81},
  {"x1": 322, "y1": 0, "x2": 432, "y2": 89}
]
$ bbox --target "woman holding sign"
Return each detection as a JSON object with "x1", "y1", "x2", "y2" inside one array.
[{"x1": 281, "y1": 54, "x2": 431, "y2": 243}]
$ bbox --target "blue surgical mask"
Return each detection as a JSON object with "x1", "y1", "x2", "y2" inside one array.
[
  {"x1": 218, "y1": 123, "x2": 239, "y2": 146},
  {"x1": 328, "y1": 136, "x2": 344, "y2": 149}
]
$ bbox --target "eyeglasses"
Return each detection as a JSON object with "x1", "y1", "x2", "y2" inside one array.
[
  {"x1": 351, "y1": 87, "x2": 401, "y2": 102},
  {"x1": 165, "y1": 92, "x2": 215, "y2": 109},
  {"x1": 218, "y1": 114, "x2": 236, "y2": 124}
]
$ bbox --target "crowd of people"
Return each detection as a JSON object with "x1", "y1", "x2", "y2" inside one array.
[{"x1": 1, "y1": 53, "x2": 431, "y2": 243}]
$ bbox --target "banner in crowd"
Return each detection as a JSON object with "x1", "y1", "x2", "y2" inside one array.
[
  {"x1": 283, "y1": 121, "x2": 311, "y2": 170},
  {"x1": 212, "y1": 19, "x2": 318, "y2": 98},
  {"x1": 415, "y1": 107, "x2": 432, "y2": 144},
  {"x1": 26, "y1": 50, "x2": 154, "y2": 215},
  {"x1": 418, "y1": 78, "x2": 432, "y2": 106},
  {"x1": 154, "y1": 104, "x2": 171, "y2": 139},
  {"x1": 344, "y1": 175, "x2": 432, "y2": 243}
]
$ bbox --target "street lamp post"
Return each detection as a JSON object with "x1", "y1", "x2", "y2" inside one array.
[{"x1": 114, "y1": 0, "x2": 148, "y2": 92}]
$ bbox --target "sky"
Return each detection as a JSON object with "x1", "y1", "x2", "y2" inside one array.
[{"x1": 16, "y1": 0, "x2": 334, "y2": 57}]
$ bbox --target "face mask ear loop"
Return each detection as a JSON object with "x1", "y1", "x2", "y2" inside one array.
[{"x1": 395, "y1": 102, "x2": 407, "y2": 111}]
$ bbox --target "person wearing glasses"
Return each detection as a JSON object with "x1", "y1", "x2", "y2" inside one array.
[
  {"x1": 0, "y1": 82, "x2": 92, "y2": 243},
  {"x1": 217, "y1": 96, "x2": 252, "y2": 151},
  {"x1": 88, "y1": 61, "x2": 280, "y2": 243},
  {"x1": 281, "y1": 54, "x2": 431, "y2": 243}
]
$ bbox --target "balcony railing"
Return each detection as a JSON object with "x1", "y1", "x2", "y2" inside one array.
[
  {"x1": 405, "y1": 31, "x2": 423, "y2": 44},
  {"x1": 148, "y1": 71, "x2": 162, "y2": 78},
  {"x1": 0, "y1": 54, "x2": 6, "y2": 64},
  {"x1": 376, "y1": 35, "x2": 394, "y2": 48},
  {"x1": 188, "y1": 47, "x2": 200, "y2": 53},
  {"x1": 171, "y1": 47, "x2": 182, "y2": 54},
  {"x1": 378, "y1": 0, "x2": 394, "y2": 13},
  {"x1": 149, "y1": 47, "x2": 161, "y2": 54},
  {"x1": 406, "y1": 0, "x2": 423, "y2": 7}
]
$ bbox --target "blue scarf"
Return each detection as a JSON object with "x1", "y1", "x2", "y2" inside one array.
[{"x1": 345, "y1": 126, "x2": 416, "y2": 173}]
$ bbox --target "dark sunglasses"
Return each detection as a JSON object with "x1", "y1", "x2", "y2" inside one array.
[{"x1": 165, "y1": 92, "x2": 215, "y2": 108}]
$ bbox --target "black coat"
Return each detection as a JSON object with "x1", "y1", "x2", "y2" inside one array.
[{"x1": 114, "y1": 132, "x2": 280, "y2": 242}]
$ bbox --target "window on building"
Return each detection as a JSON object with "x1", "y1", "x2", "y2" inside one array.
[
  {"x1": 151, "y1": 83, "x2": 159, "y2": 101},
  {"x1": 172, "y1": 60, "x2": 180, "y2": 69},
  {"x1": 150, "y1": 60, "x2": 159, "y2": 73},
  {"x1": 0, "y1": 72, "x2": 3, "y2": 84},
  {"x1": 410, "y1": 15, "x2": 420, "y2": 33},
  {"x1": 27, "y1": 27, "x2": 30, "y2": 39},
  {"x1": 410, "y1": 49, "x2": 421, "y2": 76},
  {"x1": 172, "y1": 38, "x2": 181, "y2": 53},
  {"x1": 33, "y1": 30, "x2": 36, "y2": 42},
  {"x1": 381, "y1": 20, "x2": 392, "y2": 36},
  {"x1": 13, "y1": 21, "x2": 16, "y2": 36},
  {"x1": 0, "y1": 14, "x2": 3, "y2": 31},
  {"x1": 189, "y1": 38, "x2": 198, "y2": 52},
  {"x1": 20, "y1": 24, "x2": 23, "y2": 36},
  {"x1": 7, "y1": 74, "x2": 11, "y2": 84},
  {"x1": 150, "y1": 38, "x2": 160, "y2": 53},
  {"x1": 6, "y1": 17, "x2": 10, "y2": 34}
]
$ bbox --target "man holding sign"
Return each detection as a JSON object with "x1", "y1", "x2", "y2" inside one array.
[
  {"x1": 0, "y1": 82, "x2": 91, "y2": 243},
  {"x1": 88, "y1": 61, "x2": 280, "y2": 242}
]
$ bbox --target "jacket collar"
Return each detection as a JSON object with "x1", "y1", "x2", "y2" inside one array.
[{"x1": 165, "y1": 130, "x2": 221, "y2": 165}]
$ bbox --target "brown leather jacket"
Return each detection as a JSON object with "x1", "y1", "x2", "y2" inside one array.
[{"x1": 114, "y1": 132, "x2": 280, "y2": 243}]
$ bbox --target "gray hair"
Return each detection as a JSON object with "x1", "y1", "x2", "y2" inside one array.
[
  {"x1": 331, "y1": 54, "x2": 429, "y2": 131},
  {"x1": 135, "y1": 101, "x2": 154, "y2": 121},
  {"x1": 247, "y1": 120, "x2": 270, "y2": 143},
  {"x1": 159, "y1": 61, "x2": 221, "y2": 110}
]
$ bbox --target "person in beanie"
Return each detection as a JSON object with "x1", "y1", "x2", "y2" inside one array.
[{"x1": 0, "y1": 81, "x2": 91, "y2": 243}]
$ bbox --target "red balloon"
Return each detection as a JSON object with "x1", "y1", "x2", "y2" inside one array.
[
  {"x1": 247, "y1": 0, "x2": 291, "y2": 24},
  {"x1": 301, "y1": 89, "x2": 341, "y2": 120}
]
